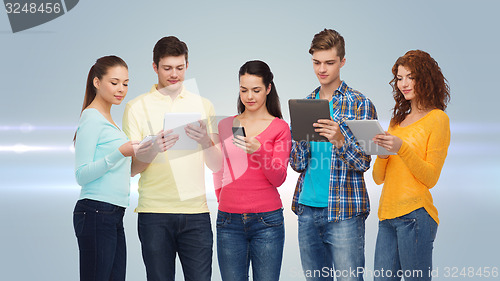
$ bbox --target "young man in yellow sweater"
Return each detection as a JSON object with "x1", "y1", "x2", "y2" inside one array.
[{"x1": 123, "y1": 36, "x2": 221, "y2": 281}]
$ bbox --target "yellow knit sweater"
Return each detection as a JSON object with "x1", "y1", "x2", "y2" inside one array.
[{"x1": 372, "y1": 109, "x2": 450, "y2": 224}]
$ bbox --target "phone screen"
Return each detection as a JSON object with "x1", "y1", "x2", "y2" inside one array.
[
  {"x1": 232, "y1": 127, "x2": 246, "y2": 138},
  {"x1": 139, "y1": 135, "x2": 157, "y2": 145}
]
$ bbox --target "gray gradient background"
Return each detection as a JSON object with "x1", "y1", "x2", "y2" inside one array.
[{"x1": 1, "y1": 0, "x2": 499, "y2": 280}]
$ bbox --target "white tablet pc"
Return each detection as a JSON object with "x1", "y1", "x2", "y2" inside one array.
[
  {"x1": 288, "y1": 99, "x2": 331, "y2": 142},
  {"x1": 345, "y1": 120, "x2": 396, "y2": 155},
  {"x1": 163, "y1": 112, "x2": 201, "y2": 150}
]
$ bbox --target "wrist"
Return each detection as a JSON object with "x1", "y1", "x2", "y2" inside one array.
[
  {"x1": 331, "y1": 136, "x2": 345, "y2": 148},
  {"x1": 201, "y1": 138, "x2": 213, "y2": 149}
]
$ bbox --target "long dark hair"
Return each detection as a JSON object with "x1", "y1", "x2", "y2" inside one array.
[
  {"x1": 73, "y1": 55, "x2": 128, "y2": 142},
  {"x1": 237, "y1": 60, "x2": 282, "y2": 119},
  {"x1": 390, "y1": 50, "x2": 450, "y2": 125}
]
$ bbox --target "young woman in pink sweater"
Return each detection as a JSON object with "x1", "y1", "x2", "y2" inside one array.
[{"x1": 213, "y1": 60, "x2": 291, "y2": 281}]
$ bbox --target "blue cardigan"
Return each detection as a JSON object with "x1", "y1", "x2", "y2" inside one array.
[{"x1": 75, "y1": 108, "x2": 131, "y2": 207}]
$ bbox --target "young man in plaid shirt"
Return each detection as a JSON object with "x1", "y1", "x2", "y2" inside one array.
[{"x1": 290, "y1": 28, "x2": 377, "y2": 281}]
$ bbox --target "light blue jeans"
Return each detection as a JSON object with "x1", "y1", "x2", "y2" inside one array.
[
  {"x1": 216, "y1": 208, "x2": 285, "y2": 281},
  {"x1": 297, "y1": 204, "x2": 366, "y2": 281},
  {"x1": 374, "y1": 207, "x2": 438, "y2": 281}
]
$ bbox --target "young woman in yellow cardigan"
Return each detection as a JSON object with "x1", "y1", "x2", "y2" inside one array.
[{"x1": 372, "y1": 50, "x2": 450, "y2": 281}]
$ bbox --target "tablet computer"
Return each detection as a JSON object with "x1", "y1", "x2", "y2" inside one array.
[
  {"x1": 163, "y1": 112, "x2": 201, "y2": 150},
  {"x1": 344, "y1": 120, "x2": 396, "y2": 155},
  {"x1": 288, "y1": 99, "x2": 330, "y2": 142}
]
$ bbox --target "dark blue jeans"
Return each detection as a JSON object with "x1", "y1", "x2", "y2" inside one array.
[
  {"x1": 216, "y1": 208, "x2": 285, "y2": 281},
  {"x1": 374, "y1": 208, "x2": 438, "y2": 281},
  {"x1": 297, "y1": 204, "x2": 366, "y2": 281},
  {"x1": 73, "y1": 199, "x2": 126, "y2": 281},
  {"x1": 138, "y1": 212, "x2": 213, "y2": 281}
]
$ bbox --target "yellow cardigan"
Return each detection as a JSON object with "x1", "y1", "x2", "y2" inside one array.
[{"x1": 372, "y1": 109, "x2": 450, "y2": 224}]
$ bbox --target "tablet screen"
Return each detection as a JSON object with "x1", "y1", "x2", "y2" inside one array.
[
  {"x1": 163, "y1": 112, "x2": 201, "y2": 150},
  {"x1": 345, "y1": 120, "x2": 396, "y2": 155},
  {"x1": 288, "y1": 99, "x2": 330, "y2": 142}
]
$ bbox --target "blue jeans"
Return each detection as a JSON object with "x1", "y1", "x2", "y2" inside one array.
[
  {"x1": 138, "y1": 212, "x2": 213, "y2": 281},
  {"x1": 374, "y1": 208, "x2": 438, "y2": 281},
  {"x1": 217, "y1": 208, "x2": 285, "y2": 281},
  {"x1": 73, "y1": 199, "x2": 126, "y2": 281},
  {"x1": 297, "y1": 204, "x2": 366, "y2": 281}
]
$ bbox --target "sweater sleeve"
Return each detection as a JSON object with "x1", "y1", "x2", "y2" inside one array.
[
  {"x1": 75, "y1": 112, "x2": 125, "y2": 186},
  {"x1": 212, "y1": 121, "x2": 224, "y2": 200},
  {"x1": 372, "y1": 156, "x2": 389, "y2": 185},
  {"x1": 213, "y1": 167, "x2": 223, "y2": 200},
  {"x1": 254, "y1": 121, "x2": 292, "y2": 187},
  {"x1": 397, "y1": 112, "x2": 450, "y2": 188}
]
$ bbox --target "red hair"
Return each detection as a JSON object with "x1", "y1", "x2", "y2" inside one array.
[{"x1": 390, "y1": 50, "x2": 450, "y2": 125}]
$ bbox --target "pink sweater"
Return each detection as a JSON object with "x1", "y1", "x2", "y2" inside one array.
[{"x1": 213, "y1": 116, "x2": 292, "y2": 213}]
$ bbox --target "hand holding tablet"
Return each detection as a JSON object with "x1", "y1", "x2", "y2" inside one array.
[
  {"x1": 288, "y1": 99, "x2": 331, "y2": 142},
  {"x1": 372, "y1": 131, "x2": 403, "y2": 157},
  {"x1": 163, "y1": 112, "x2": 202, "y2": 150},
  {"x1": 344, "y1": 120, "x2": 396, "y2": 155},
  {"x1": 185, "y1": 120, "x2": 213, "y2": 149}
]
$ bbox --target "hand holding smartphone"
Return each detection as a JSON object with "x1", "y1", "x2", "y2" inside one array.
[
  {"x1": 139, "y1": 135, "x2": 157, "y2": 145},
  {"x1": 232, "y1": 127, "x2": 246, "y2": 138}
]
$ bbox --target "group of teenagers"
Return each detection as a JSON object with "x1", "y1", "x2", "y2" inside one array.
[{"x1": 73, "y1": 28, "x2": 451, "y2": 281}]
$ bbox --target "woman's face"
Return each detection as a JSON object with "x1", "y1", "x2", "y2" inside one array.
[
  {"x1": 94, "y1": 66, "x2": 129, "y2": 105},
  {"x1": 396, "y1": 65, "x2": 416, "y2": 101},
  {"x1": 239, "y1": 74, "x2": 270, "y2": 112}
]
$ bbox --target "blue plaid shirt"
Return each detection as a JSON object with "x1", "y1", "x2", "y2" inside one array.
[{"x1": 290, "y1": 81, "x2": 378, "y2": 222}]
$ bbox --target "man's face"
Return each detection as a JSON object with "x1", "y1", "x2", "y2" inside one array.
[
  {"x1": 153, "y1": 55, "x2": 188, "y2": 92},
  {"x1": 312, "y1": 48, "x2": 345, "y2": 88}
]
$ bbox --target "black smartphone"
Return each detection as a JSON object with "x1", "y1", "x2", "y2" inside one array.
[{"x1": 232, "y1": 127, "x2": 246, "y2": 138}]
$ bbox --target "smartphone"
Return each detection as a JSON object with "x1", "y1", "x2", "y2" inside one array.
[
  {"x1": 232, "y1": 127, "x2": 246, "y2": 138},
  {"x1": 139, "y1": 135, "x2": 157, "y2": 145}
]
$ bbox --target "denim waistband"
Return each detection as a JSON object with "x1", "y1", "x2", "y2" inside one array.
[
  {"x1": 218, "y1": 208, "x2": 283, "y2": 218},
  {"x1": 76, "y1": 198, "x2": 125, "y2": 211}
]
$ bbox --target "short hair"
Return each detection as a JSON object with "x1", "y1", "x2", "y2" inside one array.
[
  {"x1": 390, "y1": 50, "x2": 450, "y2": 125},
  {"x1": 309, "y1": 28, "x2": 345, "y2": 59},
  {"x1": 153, "y1": 36, "x2": 188, "y2": 66}
]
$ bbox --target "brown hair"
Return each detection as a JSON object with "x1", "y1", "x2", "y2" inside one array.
[
  {"x1": 390, "y1": 50, "x2": 450, "y2": 125},
  {"x1": 74, "y1": 55, "x2": 128, "y2": 142},
  {"x1": 309, "y1": 28, "x2": 345, "y2": 59},
  {"x1": 153, "y1": 36, "x2": 188, "y2": 67}
]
